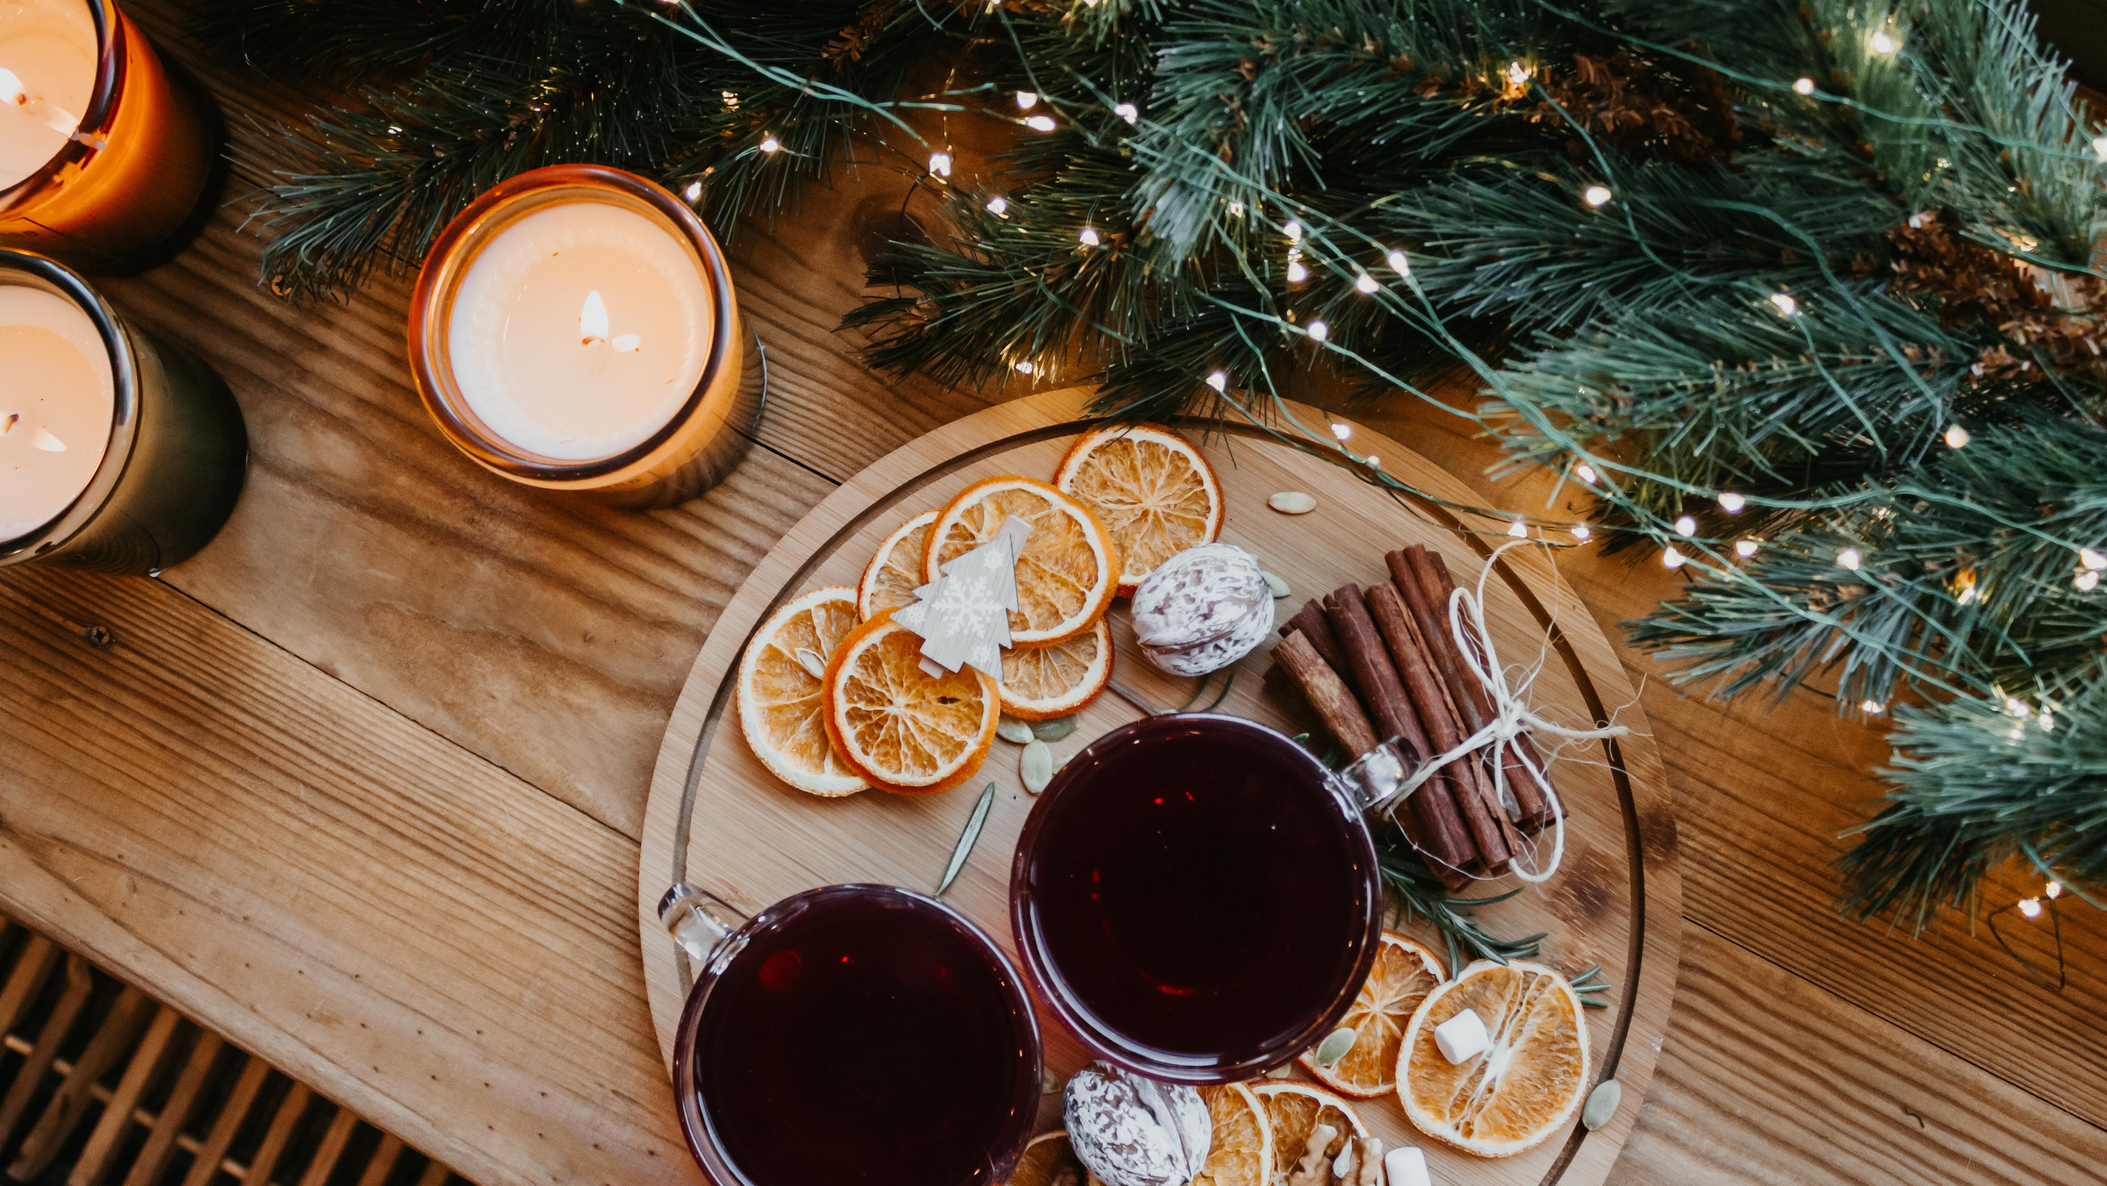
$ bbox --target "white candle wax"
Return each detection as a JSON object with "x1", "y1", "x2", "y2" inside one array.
[
  {"x1": 447, "y1": 199, "x2": 713, "y2": 461},
  {"x1": 0, "y1": 283, "x2": 112, "y2": 539},
  {"x1": 0, "y1": 0, "x2": 96, "y2": 190}
]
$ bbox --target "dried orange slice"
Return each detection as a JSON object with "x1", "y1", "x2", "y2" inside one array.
[
  {"x1": 1000, "y1": 618, "x2": 1112, "y2": 719},
  {"x1": 822, "y1": 609, "x2": 999, "y2": 795},
  {"x1": 1004, "y1": 1131, "x2": 1086, "y2": 1186},
  {"x1": 1398, "y1": 959, "x2": 1591, "y2": 1157},
  {"x1": 1054, "y1": 423, "x2": 1224, "y2": 596},
  {"x1": 736, "y1": 587, "x2": 867, "y2": 797},
  {"x1": 857, "y1": 509, "x2": 936, "y2": 620},
  {"x1": 1190, "y1": 1083, "x2": 1271, "y2": 1186},
  {"x1": 1298, "y1": 931, "x2": 1446, "y2": 1097},
  {"x1": 1251, "y1": 1082, "x2": 1366, "y2": 1176},
  {"x1": 926, "y1": 476, "x2": 1118, "y2": 647}
]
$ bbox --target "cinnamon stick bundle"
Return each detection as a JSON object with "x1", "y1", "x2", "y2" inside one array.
[
  {"x1": 1366, "y1": 582, "x2": 1519, "y2": 869},
  {"x1": 1282, "y1": 600, "x2": 1348, "y2": 673},
  {"x1": 1390, "y1": 547, "x2": 1559, "y2": 828},
  {"x1": 1321, "y1": 584, "x2": 1478, "y2": 874}
]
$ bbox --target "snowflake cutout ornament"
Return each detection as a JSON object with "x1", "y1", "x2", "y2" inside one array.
[{"x1": 892, "y1": 515, "x2": 1032, "y2": 679}]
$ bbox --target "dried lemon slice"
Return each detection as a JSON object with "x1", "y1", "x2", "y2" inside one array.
[
  {"x1": 1397, "y1": 959, "x2": 1591, "y2": 1157},
  {"x1": 822, "y1": 609, "x2": 999, "y2": 795},
  {"x1": 926, "y1": 476, "x2": 1118, "y2": 646},
  {"x1": 735, "y1": 587, "x2": 867, "y2": 797},
  {"x1": 1299, "y1": 931, "x2": 1446, "y2": 1097},
  {"x1": 1054, "y1": 423, "x2": 1224, "y2": 596},
  {"x1": 858, "y1": 509, "x2": 937, "y2": 619}
]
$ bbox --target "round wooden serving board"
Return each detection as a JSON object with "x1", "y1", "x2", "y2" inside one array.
[{"x1": 638, "y1": 388, "x2": 1681, "y2": 1185}]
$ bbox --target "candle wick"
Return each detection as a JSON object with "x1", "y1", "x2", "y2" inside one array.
[
  {"x1": 1, "y1": 413, "x2": 16, "y2": 435},
  {"x1": 0, "y1": 67, "x2": 79, "y2": 136}
]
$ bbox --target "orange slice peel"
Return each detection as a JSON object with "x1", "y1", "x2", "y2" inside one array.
[
  {"x1": 1053, "y1": 423, "x2": 1224, "y2": 596},
  {"x1": 736, "y1": 587, "x2": 868, "y2": 797},
  {"x1": 1298, "y1": 930, "x2": 1446, "y2": 1097},
  {"x1": 858, "y1": 509, "x2": 937, "y2": 620},
  {"x1": 1397, "y1": 959, "x2": 1592, "y2": 1157},
  {"x1": 1000, "y1": 618, "x2": 1113, "y2": 720},
  {"x1": 821, "y1": 609, "x2": 999, "y2": 795}
]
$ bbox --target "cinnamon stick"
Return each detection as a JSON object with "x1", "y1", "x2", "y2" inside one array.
[
  {"x1": 1366, "y1": 582, "x2": 1516, "y2": 869},
  {"x1": 1274, "y1": 631, "x2": 1467, "y2": 890},
  {"x1": 1282, "y1": 600, "x2": 1348, "y2": 674},
  {"x1": 1416, "y1": 548, "x2": 1561, "y2": 826},
  {"x1": 1322, "y1": 584, "x2": 1478, "y2": 873}
]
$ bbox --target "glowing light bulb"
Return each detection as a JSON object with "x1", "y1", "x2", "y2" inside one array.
[
  {"x1": 758, "y1": 135, "x2": 781, "y2": 153},
  {"x1": 1662, "y1": 546, "x2": 1687, "y2": 569},
  {"x1": 1228, "y1": 201, "x2": 1244, "y2": 217},
  {"x1": 1386, "y1": 249, "x2": 1411, "y2": 276},
  {"x1": 2081, "y1": 547, "x2": 2106, "y2": 571},
  {"x1": 1079, "y1": 226, "x2": 1101, "y2": 246},
  {"x1": 1306, "y1": 320, "x2": 1330, "y2": 342},
  {"x1": 1355, "y1": 273, "x2": 1379, "y2": 294},
  {"x1": 2018, "y1": 897, "x2": 2043, "y2": 918},
  {"x1": 1862, "y1": 699, "x2": 1883, "y2": 714},
  {"x1": 1572, "y1": 523, "x2": 1592, "y2": 541},
  {"x1": 1506, "y1": 61, "x2": 1530, "y2": 86},
  {"x1": 1330, "y1": 422, "x2": 1352, "y2": 441},
  {"x1": 1014, "y1": 360, "x2": 1035, "y2": 374},
  {"x1": 1286, "y1": 261, "x2": 1309, "y2": 283},
  {"x1": 1769, "y1": 292, "x2": 1798, "y2": 316},
  {"x1": 928, "y1": 151, "x2": 952, "y2": 177},
  {"x1": 1508, "y1": 519, "x2": 1529, "y2": 539},
  {"x1": 1794, "y1": 77, "x2": 1816, "y2": 95},
  {"x1": 1944, "y1": 423, "x2": 1970, "y2": 448},
  {"x1": 1672, "y1": 515, "x2": 1695, "y2": 536},
  {"x1": 1026, "y1": 115, "x2": 1057, "y2": 132},
  {"x1": 1870, "y1": 30, "x2": 1897, "y2": 55},
  {"x1": 2077, "y1": 569, "x2": 2100, "y2": 592},
  {"x1": 2007, "y1": 697, "x2": 2031, "y2": 717},
  {"x1": 2048, "y1": 881, "x2": 2064, "y2": 898},
  {"x1": 2040, "y1": 712, "x2": 2056, "y2": 731},
  {"x1": 2094, "y1": 135, "x2": 2107, "y2": 161},
  {"x1": 1114, "y1": 102, "x2": 1139, "y2": 124},
  {"x1": 1206, "y1": 371, "x2": 1228, "y2": 392},
  {"x1": 1583, "y1": 184, "x2": 1613, "y2": 207},
  {"x1": 1719, "y1": 492, "x2": 1746, "y2": 513},
  {"x1": 683, "y1": 181, "x2": 702, "y2": 201},
  {"x1": 985, "y1": 195, "x2": 1008, "y2": 216},
  {"x1": 1364, "y1": 454, "x2": 1380, "y2": 469},
  {"x1": 1284, "y1": 221, "x2": 1303, "y2": 242},
  {"x1": 1575, "y1": 463, "x2": 1598, "y2": 485},
  {"x1": 1736, "y1": 538, "x2": 1760, "y2": 557},
  {"x1": 1016, "y1": 91, "x2": 1038, "y2": 110},
  {"x1": 1838, "y1": 547, "x2": 1862, "y2": 570}
]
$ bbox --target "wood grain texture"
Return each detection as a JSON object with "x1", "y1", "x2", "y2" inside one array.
[{"x1": 638, "y1": 388, "x2": 1682, "y2": 1186}]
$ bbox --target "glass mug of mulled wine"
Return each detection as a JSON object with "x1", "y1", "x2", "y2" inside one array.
[
  {"x1": 657, "y1": 882, "x2": 1043, "y2": 1186},
  {"x1": 1011, "y1": 713, "x2": 1423, "y2": 1084}
]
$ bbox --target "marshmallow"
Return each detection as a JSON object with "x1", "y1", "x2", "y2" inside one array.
[
  {"x1": 1384, "y1": 1146, "x2": 1431, "y2": 1186},
  {"x1": 1433, "y1": 1008, "x2": 1489, "y2": 1064}
]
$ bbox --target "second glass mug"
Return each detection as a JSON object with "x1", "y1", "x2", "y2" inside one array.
[{"x1": 657, "y1": 881, "x2": 1043, "y2": 1186}]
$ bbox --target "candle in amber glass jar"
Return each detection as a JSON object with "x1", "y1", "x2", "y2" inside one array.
[
  {"x1": 0, "y1": 0, "x2": 212, "y2": 269},
  {"x1": 410, "y1": 165, "x2": 763, "y2": 508}
]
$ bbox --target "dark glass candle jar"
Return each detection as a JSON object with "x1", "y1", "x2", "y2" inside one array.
[{"x1": 0, "y1": 248, "x2": 245, "y2": 574}]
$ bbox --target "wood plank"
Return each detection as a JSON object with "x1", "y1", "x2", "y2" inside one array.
[
  {"x1": 10, "y1": 986, "x2": 157, "y2": 1180},
  {"x1": 70, "y1": 1007, "x2": 181, "y2": 1186},
  {"x1": 0, "y1": 566, "x2": 693, "y2": 1186},
  {"x1": 177, "y1": 1056, "x2": 270, "y2": 1186},
  {"x1": 1613, "y1": 926, "x2": 2107, "y2": 1183},
  {"x1": 0, "y1": 955, "x2": 94, "y2": 1146},
  {"x1": 1335, "y1": 389, "x2": 2107, "y2": 1126}
]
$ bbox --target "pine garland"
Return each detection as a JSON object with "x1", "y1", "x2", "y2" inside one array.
[{"x1": 202, "y1": 0, "x2": 2107, "y2": 934}]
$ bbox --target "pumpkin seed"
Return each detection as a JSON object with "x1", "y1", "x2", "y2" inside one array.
[
  {"x1": 1043, "y1": 1066, "x2": 1061, "y2": 1094},
  {"x1": 997, "y1": 716, "x2": 1035, "y2": 744},
  {"x1": 793, "y1": 647, "x2": 827, "y2": 680},
  {"x1": 1261, "y1": 570, "x2": 1290, "y2": 598},
  {"x1": 1268, "y1": 491, "x2": 1317, "y2": 515},
  {"x1": 1030, "y1": 714, "x2": 1078, "y2": 741},
  {"x1": 1582, "y1": 1079, "x2": 1622, "y2": 1131},
  {"x1": 935, "y1": 783, "x2": 997, "y2": 897},
  {"x1": 1021, "y1": 741, "x2": 1054, "y2": 794},
  {"x1": 1264, "y1": 1065, "x2": 1295, "y2": 1078},
  {"x1": 1312, "y1": 1026, "x2": 1357, "y2": 1067}
]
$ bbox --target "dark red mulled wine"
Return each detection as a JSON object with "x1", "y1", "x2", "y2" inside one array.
[
  {"x1": 671, "y1": 885, "x2": 1040, "y2": 1186},
  {"x1": 1010, "y1": 713, "x2": 1382, "y2": 1083}
]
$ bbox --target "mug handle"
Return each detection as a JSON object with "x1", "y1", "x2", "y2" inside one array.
[
  {"x1": 658, "y1": 882, "x2": 751, "y2": 972},
  {"x1": 1329, "y1": 737, "x2": 1420, "y2": 817}
]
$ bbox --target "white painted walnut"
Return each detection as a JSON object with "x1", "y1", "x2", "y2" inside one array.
[
  {"x1": 1062, "y1": 1062, "x2": 1212, "y2": 1186},
  {"x1": 1129, "y1": 543, "x2": 1276, "y2": 677}
]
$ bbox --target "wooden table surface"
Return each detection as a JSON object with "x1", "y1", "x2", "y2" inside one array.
[{"x1": 2, "y1": 6, "x2": 2103, "y2": 1184}]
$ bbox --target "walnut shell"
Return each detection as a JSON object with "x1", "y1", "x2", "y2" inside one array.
[
  {"x1": 1062, "y1": 1062, "x2": 1211, "y2": 1186},
  {"x1": 1130, "y1": 543, "x2": 1276, "y2": 677}
]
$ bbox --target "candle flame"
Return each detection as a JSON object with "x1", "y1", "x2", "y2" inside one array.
[
  {"x1": 579, "y1": 290, "x2": 609, "y2": 345},
  {"x1": 0, "y1": 66, "x2": 82, "y2": 136},
  {"x1": 31, "y1": 427, "x2": 66, "y2": 452}
]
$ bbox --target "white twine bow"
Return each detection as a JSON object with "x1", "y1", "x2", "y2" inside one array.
[{"x1": 1389, "y1": 539, "x2": 1630, "y2": 884}]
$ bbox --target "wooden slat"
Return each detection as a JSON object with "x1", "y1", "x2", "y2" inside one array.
[
  {"x1": 351, "y1": 1135, "x2": 402, "y2": 1186},
  {"x1": 120, "y1": 1030, "x2": 224, "y2": 1186},
  {"x1": 0, "y1": 955, "x2": 94, "y2": 1145},
  {"x1": 178, "y1": 1055, "x2": 272, "y2": 1186},
  {"x1": 241, "y1": 1082, "x2": 311, "y2": 1186},
  {"x1": 69, "y1": 1007, "x2": 181, "y2": 1186},
  {"x1": 0, "y1": 937, "x2": 59, "y2": 1038},
  {"x1": 10, "y1": 986, "x2": 157, "y2": 1180},
  {"x1": 412, "y1": 1158, "x2": 449, "y2": 1186},
  {"x1": 293, "y1": 1106, "x2": 359, "y2": 1186}
]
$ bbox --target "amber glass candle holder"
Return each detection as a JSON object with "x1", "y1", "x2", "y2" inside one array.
[
  {"x1": 0, "y1": 0, "x2": 214, "y2": 270},
  {"x1": 0, "y1": 249, "x2": 246, "y2": 573},
  {"x1": 408, "y1": 165, "x2": 765, "y2": 510}
]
